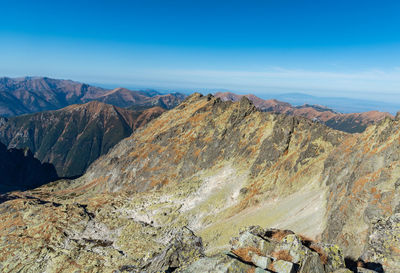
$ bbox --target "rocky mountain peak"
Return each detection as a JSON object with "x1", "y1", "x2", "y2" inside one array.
[{"x1": 0, "y1": 89, "x2": 398, "y2": 271}]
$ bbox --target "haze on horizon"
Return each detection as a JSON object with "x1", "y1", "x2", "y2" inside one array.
[{"x1": 0, "y1": 0, "x2": 399, "y2": 104}]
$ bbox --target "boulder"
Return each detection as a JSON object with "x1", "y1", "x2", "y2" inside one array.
[
  {"x1": 230, "y1": 225, "x2": 276, "y2": 262},
  {"x1": 269, "y1": 259, "x2": 297, "y2": 273},
  {"x1": 308, "y1": 242, "x2": 346, "y2": 272},
  {"x1": 275, "y1": 234, "x2": 311, "y2": 263},
  {"x1": 299, "y1": 251, "x2": 325, "y2": 273},
  {"x1": 174, "y1": 226, "x2": 355, "y2": 273},
  {"x1": 143, "y1": 227, "x2": 204, "y2": 272},
  {"x1": 250, "y1": 252, "x2": 274, "y2": 269}
]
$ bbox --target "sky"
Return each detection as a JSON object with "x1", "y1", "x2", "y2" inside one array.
[{"x1": 0, "y1": 0, "x2": 400, "y2": 102}]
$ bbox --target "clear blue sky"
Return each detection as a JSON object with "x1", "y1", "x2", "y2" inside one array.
[{"x1": 0, "y1": 0, "x2": 400, "y2": 102}]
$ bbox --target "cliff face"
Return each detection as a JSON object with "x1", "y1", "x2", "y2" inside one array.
[
  {"x1": 0, "y1": 101, "x2": 165, "y2": 178},
  {"x1": 0, "y1": 142, "x2": 57, "y2": 193},
  {"x1": 0, "y1": 94, "x2": 398, "y2": 272},
  {"x1": 322, "y1": 117, "x2": 400, "y2": 263},
  {"x1": 215, "y1": 92, "x2": 392, "y2": 133}
]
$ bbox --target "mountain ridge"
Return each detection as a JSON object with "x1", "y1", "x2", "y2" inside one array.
[
  {"x1": 0, "y1": 101, "x2": 166, "y2": 178},
  {"x1": 0, "y1": 76, "x2": 185, "y2": 116},
  {"x1": 215, "y1": 91, "x2": 393, "y2": 133},
  {"x1": 0, "y1": 93, "x2": 399, "y2": 272},
  {"x1": 0, "y1": 93, "x2": 352, "y2": 271}
]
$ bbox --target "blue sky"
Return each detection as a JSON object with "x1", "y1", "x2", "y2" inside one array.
[{"x1": 0, "y1": 0, "x2": 400, "y2": 102}]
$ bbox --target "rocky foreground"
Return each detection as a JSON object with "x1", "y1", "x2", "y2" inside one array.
[
  {"x1": 0, "y1": 94, "x2": 399, "y2": 272},
  {"x1": 109, "y1": 225, "x2": 391, "y2": 273}
]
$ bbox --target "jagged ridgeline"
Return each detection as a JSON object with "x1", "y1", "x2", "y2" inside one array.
[
  {"x1": 215, "y1": 92, "x2": 392, "y2": 133},
  {"x1": 0, "y1": 94, "x2": 399, "y2": 272}
]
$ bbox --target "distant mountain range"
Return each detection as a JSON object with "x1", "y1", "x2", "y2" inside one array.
[
  {"x1": 0, "y1": 77, "x2": 185, "y2": 116},
  {"x1": 215, "y1": 92, "x2": 393, "y2": 133},
  {"x1": 0, "y1": 76, "x2": 186, "y2": 188},
  {"x1": 0, "y1": 101, "x2": 165, "y2": 178},
  {"x1": 269, "y1": 92, "x2": 400, "y2": 114}
]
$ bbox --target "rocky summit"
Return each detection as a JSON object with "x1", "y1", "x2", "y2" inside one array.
[{"x1": 0, "y1": 94, "x2": 399, "y2": 272}]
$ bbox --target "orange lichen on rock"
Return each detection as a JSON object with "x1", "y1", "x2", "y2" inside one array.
[
  {"x1": 351, "y1": 169, "x2": 382, "y2": 195},
  {"x1": 231, "y1": 246, "x2": 263, "y2": 263},
  {"x1": 309, "y1": 243, "x2": 329, "y2": 264},
  {"x1": 271, "y1": 249, "x2": 293, "y2": 262}
]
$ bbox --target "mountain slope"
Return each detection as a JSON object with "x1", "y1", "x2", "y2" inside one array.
[
  {"x1": 322, "y1": 117, "x2": 400, "y2": 259},
  {"x1": 0, "y1": 94, "x2": 399, "y2": 272},
  {"x1": 72, "y1": 93, "x2": 343, "y2": 196},
  {"x1": 215, "y1": 92, "x2": 393, "y2": 133},
  {"x1": 0, "y1": 142, "x2": 57, "y2": 193},
  {"x1": 0, "y1": 77, "x2": 185, "y2": 116},
  {"x1": 0, "y1": 101, "x2": 165, "y2": 178}
]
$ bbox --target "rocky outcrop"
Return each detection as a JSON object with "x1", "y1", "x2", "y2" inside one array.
[
  {"x1": 178, "y1": 226, "x2": 379, "y2": 273},
  {"x1": 0, "y1": 189, "x2": 203, "y2": 272},
  {"x1": 216, "y1": 92, "x2": 392, "y2": 133},
  {"x1": 360, "y1": 213, "x2": 400, "y2": 272},
  {"x1": 142, "y1": 227, "x2": 204, "y2": 273}
]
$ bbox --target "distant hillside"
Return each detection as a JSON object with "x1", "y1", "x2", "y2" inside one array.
[
  {"x1": 215, "y1": 92, "x2": 393, "y2": 133},
  {"x1": 0, "y1": 142, "x2": 57, "y2": 193},
  {"x1": 0, "y1": 77, "x2": 107, "y2": 116},
  {"x1": 274, "y1": 92, "x2": 400, "y2": 114},
  {"x1": 0, "y1": 77, "x2": 185, "y2": 116},
  {"x1": 96, "y1": 87, "x2": 186, "y2": 109},
  {"x1": 0, "y1": 101, "x2": 165, "y2": 178}
]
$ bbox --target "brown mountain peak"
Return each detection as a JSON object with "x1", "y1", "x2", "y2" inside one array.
[{"x1": 62, "y1": 100, "x2": 117, "y2": 114}]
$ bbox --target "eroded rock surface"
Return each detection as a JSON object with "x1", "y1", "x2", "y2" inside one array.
[{"x1": 178, "y1": 226, "x2": 379, "y2": 273}]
